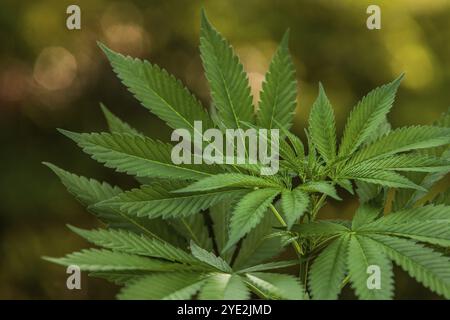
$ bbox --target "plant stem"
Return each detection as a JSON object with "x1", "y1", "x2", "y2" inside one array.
[
  {"x1": 303, "y1": 258, "x2": 310, "y2": 289},
  {"x1": 311, "y1": 194, "x2": 327, "y2": 220},
  {"x1": 268, "y1": 204, "x2": 303, "y2": 257}
]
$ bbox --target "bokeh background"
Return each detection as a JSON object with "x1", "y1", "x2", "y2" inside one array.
[{"x1": 1, "y1": 0, "x2": 449, "y2": 299}]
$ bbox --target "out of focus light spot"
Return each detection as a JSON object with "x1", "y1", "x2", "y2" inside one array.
[
  {"x1": 33, "y1": 47, "x2": 77, "y2": 91},
  {"x1": 103, "y1": 24, "x2": 149, "y2": 56},
  {"x1": 100, "y1": 2, "x2": 150, "y2": 56},
  {"x1": 101, "y1": 2, "x2": 143, "y2": 28},
  {"x1": 248, "y1": 72, "x2": 265, "y2": 105},
  {"x1": 383, "y1": 17, "x2": 436, "y2": 90},
  {"x1": 237, "y1": 45, "x2": 271, "y2": 105},
  {"x1": 390, "y1": 44, "x2": 435, "y2": 90},
  {"x1": 238, "y1": 45, "x2": 271, "y2": 73}
]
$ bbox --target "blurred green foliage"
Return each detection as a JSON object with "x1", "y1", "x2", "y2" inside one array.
[{"x1": 0, "y1": 0, "x2": 449, "y2": 299}]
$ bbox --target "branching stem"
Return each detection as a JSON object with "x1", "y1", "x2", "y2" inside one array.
[{"x1": 268, "y1": 204, "x2": 303, "y2": 257}]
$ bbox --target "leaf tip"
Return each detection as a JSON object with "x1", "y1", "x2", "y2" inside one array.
[{"x1": 57, "y1": 128, "x2": 80, "y2": 142}]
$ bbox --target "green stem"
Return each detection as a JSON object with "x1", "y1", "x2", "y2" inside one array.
[
  {"x1": 268, "y1": 204, "x2": 303, "y2": 257},
  {"x1": 311, "y1": 194, "x2": 327, "y2": 220}
]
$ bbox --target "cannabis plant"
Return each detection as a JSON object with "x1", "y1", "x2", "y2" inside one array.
[{"x1": 45, "y1": 11, "x2": 450, "y2": 300}]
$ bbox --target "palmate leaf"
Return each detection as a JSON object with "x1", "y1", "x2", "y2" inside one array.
[
  {"x1": 393, "y1": 110, "x2": 450, "y2": 209},
  {"x1": 44, "y1": 163, "x2": 181, "y2": 242},
  {"x1": 99, "y1": 43, "x2": 214, "y2": 135},
  {"x1": 232, "y1": 213, "x2": 284, "y2": 269},
  {"x1": 95, "y1": 180, "x2": 245, "y2": 219},
  {"x1": 309, "y1": 236, "x2": 349, "y2": 300},
  {"x1": 44, "y1": 249, "x2": 186, "y2": 272},
  {"x1": 281, "y1": 187, "x2": 309, "y2": 228},
  {"x1": 90, "y1": 271, "x2": 148, "y2": 285},
  {"x1": 200, "y1": 10, "x2": 254, "y2": 129},
  {"x1": 298, "y1": 181, "x2": 341, "y2": 200},
  {"x1": 355, "y1": 180, "x2": 382, "y2": 204},
  {"x1": 351, "y1": 204, "x2": 380, "y2": 229},
  {"x1": 209, "y1": 200, "x2": 235, "y2": 262},
  {"x1": 190, "y1": 242, "x2": 232, "y2": 273},
  {"x1": 198, "y1": 273, "x2": 250, "y2": 300},
  {"x1": 343, "y1": 154, "x2": 450, "y2": 174},
  {"x1": 236, "y1": 260, "x2": 299, "y2": 273},
  {"x1": 347, "y1": 126, "x2": 450, "y2": 165},
  {"x1": 293, "y1": 221, "x2": 349, "y2": 238},
  {"x1": 118, "y1": 272, "x2": 207, "y2": 300},
  {"x1": 378, "y1": 204, "x2": 450, "y2": 224},
  {"x1": 347, "y1": 235, "x2": 394, "y2": 300},
  {"x1": 68, "y1": 226, "x2": 200, "y2": 265},
  {"x1": 360, "y1": 221, "x2": 450, "y2": 247},
  {"x1": 393, "y1": 161, "x2": 450, "y2": 211},
  {"x1": 44, "y1": 162, "x2": 122, "y2": 206},
  {"x1": 338, "y1": 75, "x2": 403, "y2": 157},
  {"x1": 170, "y1": 214, "x2": 214, "y2": 251},
  {"x1": 246, "y1": 272, "x2": 304, "y2": 300},
  {"x1": 257, "y1": 31, "x2": 297, "y2": 131},
  {"x1": 368, "y1": 234, "x2": 450, "y2": 298},
  {"x1": 59, "y1": 130, "x2": 220, "y2": 180},
  {"x1": 309, "y1": 83, "x2": 337, "y2": 164},
  {"x1": 225, "y1": 188, "x2": 281, "y2": 252},
  {"x1": 339, "y1": 169, "x2": 424, "y2": 190},
  {"x1": 100, "y1": 103, "x2": 143, "y2": 137},
  {"x1": 175, "y1": 173, "x2": 282, "y2": 193}
]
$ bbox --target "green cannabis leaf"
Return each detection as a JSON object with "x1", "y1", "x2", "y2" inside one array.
[{"x1": 44, "y1": 9, "x2": 450, "y2": 300}]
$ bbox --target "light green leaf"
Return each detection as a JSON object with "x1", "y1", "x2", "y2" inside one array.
[
  {"x1": 340, "y1": 169, "x2": 425, "y2": 191},
  {"x1": 190, "y1": 242, "x2": 232, "y2": 273},
  {"x1": 246, "y1": 272, "x2": 304, "y2": 300},
  {"x1": 100, "y1": 103, "x2": 143, "y2": 136},
  {"x1": 44, "y1": 163, "x2": 171, "y2": 236},
  {"x1": 44, "y1": 249, "x2": 184, "y2": 272},
  {"x1": 44, "y1": 162, "x2": 122, "y2": 206},
  {"x1": 200, "y1": 10, "x2": 254, "y2": 129},
  {"x1": 237, "y1": 260, "x2": 298, "y2": 273},
  {"x1": 209, "y1": 200, "x2": 235, "y2": 262},
  {"x1": 68, "y1": 226, "x2": 199, "y2": 265},
  {"x1": 351, "y1": 204, "x2": 380, "y2": 230},
  {"x1": 309, "y1": 83, "x2": 337, "y2": 163},
  {"x1": 378, "y1": 205, "x2": 450, "y2": 224},
  {"x1": 225, "y1": 188, "x2": 281, "y2": 251},
  {"x1": 170, "y1": 214, "x2": 214, "y2": 251},
  {"x1": 281, "y1": 187, "x2": 309, "y2": 228},
  {"x1": 348, "y1": 126, "x2": 450, "y2": 165},
  {"x1": 118, "y1": 272, "x2": 207, "y2": 300},
  {"x1": 309, "y1": 236, "x2": 349, "y2": 300},
  {"x1": 293, "y1": 221, "x2": 349, "y2": 238},
  {"x1": 257, "y1": 30, "x2": 297, "y2": 131},
  {"x1": 299, "y1": 181, "x2": 341, "y2": 200},
  {"x1": 99, "y1": 43, "x2": 213, "y2": 135},
  {"x1": 361, "y1": 221, "x2": 450, "y2": 247},
  {"x1": 175, "y1": 173, "x2": 282, "y2": 193},
  {"x1": 339, "y1": 75, "x2": 403, "y2": 157},
  {"x1": 199, "y1": 274, "x2": 249, "y2": 300},
  {"x1": 232, "y1": 213, "x2": 284, "y2": 269},
  {"x1": 347, "y1": 235, "x2": 394, "y2": 300},
  {"x1": 368, "y1": 234, "x2": 450, "y2": 299},
  {"x1": 96, "y1": 181, "x2": 244, "y2": 219},
  {"x1": 59, "y1": 130, "x2": 220, "y2": 180}
]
